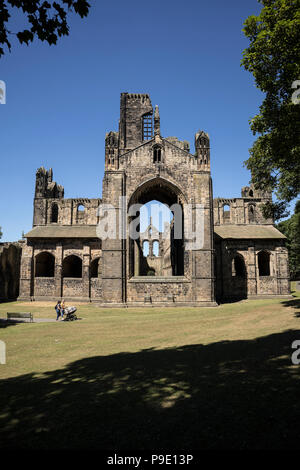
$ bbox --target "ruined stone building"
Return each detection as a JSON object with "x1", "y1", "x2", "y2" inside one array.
[
  {"x1": 0, "y1": 242, "x2": 22, "y2": 300},
  {"x1": 18, "y1": 92, "x2": 290, "y2": 305}
]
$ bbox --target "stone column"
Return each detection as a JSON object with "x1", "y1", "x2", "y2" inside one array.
[
  {"x1": 55, "y1": 242, "x2": 63, "y2": 299},
  {"x1": 101, "y1": 171, "x2": 126, "y2": 304},
  {"x1": 275, "y1": 246, "x2": 290, "y2": 295},
  {"x1": 18, "y1": 242, "x2": 33, "y2": 300},
  {"x1": 191, "y1": 173, "x2": 216, "y2": 304},
  {"x1": 247, "y1": 245, "x2": 257, "y2": 296},
  {"x1": 82, "y1": 243, "x2": 91, "y2": 299}
]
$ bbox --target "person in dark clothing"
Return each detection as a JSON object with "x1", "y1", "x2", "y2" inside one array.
[{"x1": 55, "y1": 300, "x2": 63, "y2": 321}]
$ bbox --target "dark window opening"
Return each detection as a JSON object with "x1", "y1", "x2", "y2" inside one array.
[
  {"x1": 62, "y1": 255, "x2": 82, "y2": 278},
  {"x1": 249, "y1": 205, "x2": 255, "y2": 222},
  {"x1": 249, "y1": 189, "x2": 254, "y2": 197},
  {"x1": 143, "y1": 113, "x2": 153, "y2": 140},
  {"x1": 232, "y1": 255, "x2": 246, "y2": 277},
  {"x1": 51, "y1": 203, "x2": 58, "y2": 223},
  {"x1": 153, "y1": 147, "x2": 161, "y2": 163},
  {"x1": 35, "y1": 252, "x2": 55, "y2": 277},
  {"x1": 258, "y1": 251, "x2": 270, "y2": 276},
  {"x1": 91, "y1": 258, "x2": 101, "y2": 278}
]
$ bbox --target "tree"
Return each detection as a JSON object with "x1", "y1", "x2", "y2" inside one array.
[
  {"x1": 0, "y1": 0, "x2": 90, "y2": 58},
  {"x1": 241, "y1": 0, "x2": 300, "y2": 219},
  {"x1": 277, "y1": 201, "x2": 300, "y2": 280},
  {"x1": 0, "y1": 226, "x2": 2, "y2": 239}
]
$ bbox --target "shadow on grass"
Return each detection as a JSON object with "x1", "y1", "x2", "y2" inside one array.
[
  {"x1": 281, "y1": 298, "x2": 300, "y2": 317},
  {"x1": 1, "y1": 330, "x2": 300, "y2": 450},
  {"x1": 0, "y1": 319, "x2": 19, "y2": 329}
]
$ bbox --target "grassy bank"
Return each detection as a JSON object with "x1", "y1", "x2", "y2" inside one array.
[{"x1": 0, "y1": 285, "x2": 299, "y2": 450}]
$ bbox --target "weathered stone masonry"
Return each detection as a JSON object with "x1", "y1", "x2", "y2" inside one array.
[{"x1": 18, "y1": 92, "x2": 290, "y2": 305}]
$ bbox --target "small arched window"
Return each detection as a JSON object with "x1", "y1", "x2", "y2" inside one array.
[
  {"x1": 76, "y1": 204, "x2": 85, "y2": 224},
  {"x1": 51, "y1": 203, "x2": 58, "y2": 223},
  {"x1": 249, "y1": 205, "x2": 255, "y2": 223},
  {"x1": 153, "y1": 146, "x2": 161, "y2": 163},
  {"x1": 35, "y1": 252, "x2": 55, "y2": 277},
  {"x1": 90, "y1": 257, "x2": 101, "y2": 278},
  {"x1": 249, "y1": 189, "x2": 254, "y2": 197},
  {"x1": 143, "y1": 240, "x2": 149, "y2": 257},
  {"x1": 223, "y1": 204, "x2": 230, "y2": 221},
  {"x1": 153, "y1": 240, "x2": 159, "y2": 256},
  {"x1": 258, "y1": 251, "x2": 270, "y2": 276}
]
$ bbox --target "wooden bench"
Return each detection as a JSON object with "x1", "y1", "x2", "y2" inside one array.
[{"x1": 7, "y1": 312, "x2": 33, "y2": 323}]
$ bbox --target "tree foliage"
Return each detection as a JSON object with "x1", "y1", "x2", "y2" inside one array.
[
  {"x1": 277, "y1": 201, "x2": 300, "y2": 279},
  {"x1": 0, "y1": 0, "x2": 90, "y2": 57},
  {"x1": 241, "y1": 0, "x2": 300, "y2": 219}
]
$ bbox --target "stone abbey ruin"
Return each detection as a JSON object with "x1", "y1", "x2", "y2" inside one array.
[{"x1": 12, "y1": 92, "x2": 290, "y2": 306}]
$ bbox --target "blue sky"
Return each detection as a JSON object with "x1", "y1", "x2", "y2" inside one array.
[{"x1": 0, "y1": 0, "x2": 288, "y2": 242}]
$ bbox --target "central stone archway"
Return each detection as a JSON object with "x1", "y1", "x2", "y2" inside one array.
[{"x1": 127, "y1": 177, "x2": 186, "y2": 279}]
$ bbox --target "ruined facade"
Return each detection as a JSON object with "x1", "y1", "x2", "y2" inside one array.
[
  {"x1": 18, "y1": 93, "x2": 290, "y2": 305},
  {"x1": 0, "y1": 242, "x2": 22, "y2": 300}
]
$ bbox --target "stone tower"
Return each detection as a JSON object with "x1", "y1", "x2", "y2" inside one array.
[{"x1": 101, "y1": 92, "x2": 216, "y2": 306}]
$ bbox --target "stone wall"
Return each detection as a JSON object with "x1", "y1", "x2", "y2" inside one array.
[
  {"x1": 18, "y1": 92, "x2": 290, "y2": 306},
  {"x1": 0, "y1": 242, "x2": 22, "y2": 300},
  {"x1": 215, "y1": 237, "x2": 290, "y2": 300},
  {"x1": 19, "y1": 238, "x2": 102, "y2": 301}
]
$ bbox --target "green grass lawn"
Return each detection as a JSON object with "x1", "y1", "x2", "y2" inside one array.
[{"x1": 0, "y1": 284, "x2": 300, "y2": 450}]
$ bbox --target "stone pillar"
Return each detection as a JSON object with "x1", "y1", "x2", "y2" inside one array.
[
  {"x1": 82, "y1": 244, "x2": 91, "y2": 299},
  {"x1": 134, "y1": 240, "x2": 139, "y2": 276},
  {"x1": 55, "y1": 242, "x2": 63, "y2": 299},
  {"x1": 247, "y1": 245, "x2": 257, "y2": 296},
  {"x1": 275, "y1": 246, "x2": 290, "y2": 295},
  {"x1": 101, "y1": 171, "x2": 126, "y2": 304},
  {"x1": 18, "y1": 242, "x2": 33, "y2": 300},
  {"x1": 191, "y1": 173, "x2": 216, "y2": 304}
]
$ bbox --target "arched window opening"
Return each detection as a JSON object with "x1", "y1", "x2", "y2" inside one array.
[
  {"x1": 153, "y1": 240, "x2": 159, "y2": 257},
  {"x1": 62, "y1": 255, "x2": 82, "y2": 278},
  {"x1": 76, "y1": 204, "x2": 85, "y2": 224},
  {"x1": 143, "y1": 240, "x2": 149, "y2": 257},
  {"x1": 249, "y1": 205, "x2": 255, "y2": 223},
  {"x1": 142, "y1": 113, "x2": 153, "y2": 141},
  {"x1": 232, "y1": 255, "x2": 246, "y2": 278},
  {"x1": 153, "y1": 146, "x2": 161, "y2": 163},
  {"x1": 35, "y1": 252, "x2": 55, "y2": 277},
  {"x1": 51, "y1": 203, "x2": 58, "y2": 223},
  {"x1": 258, "y1": 251, "x2": 270, "y2": 276},
  {"x1": 129, "y1": 179, "x2": 185, "y2": 277},
  {"x1": 90, "y1": 257, "x2": 101, "y2": 278},
  {"x1": 223, "y1": 204, "x2": 230, "y2": 221},
  {"x1": 249, "y1": 189, "x2": 254, "y2": 197}
]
